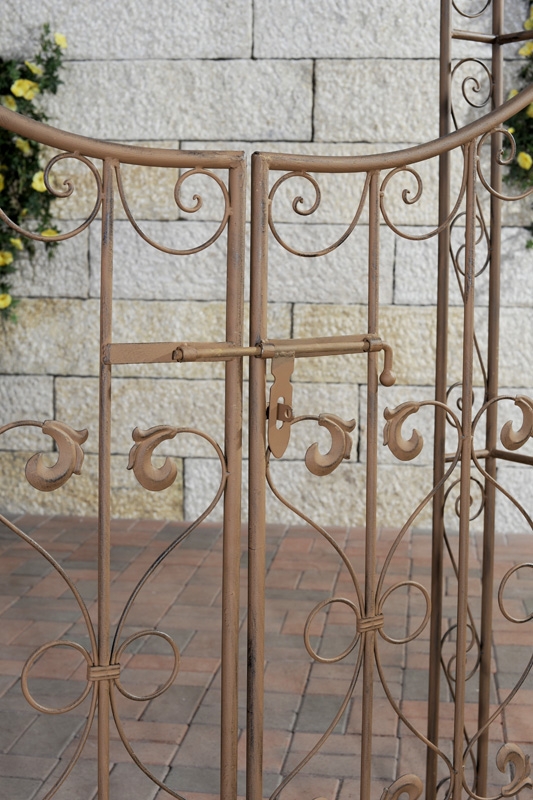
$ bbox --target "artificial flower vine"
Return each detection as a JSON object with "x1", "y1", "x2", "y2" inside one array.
[
  {"x1": 0, "y1": 24, "x2": 66, "y2": 320},
  {"x1": 504, "y1": 2, "x2": 533, "y2": 242}
]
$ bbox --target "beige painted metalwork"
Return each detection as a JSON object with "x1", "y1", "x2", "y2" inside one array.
[{"x1": 2, "y1": 2, "x2": 533, "y2": 799}]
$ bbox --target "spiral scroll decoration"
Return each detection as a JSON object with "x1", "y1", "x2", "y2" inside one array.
[
  {"x1": 379, "y1": 153, "x2": 468, "y2": 241},
  {"x1": 0, "y1": 152, "x2": 103, "y2": 242},
  {"x1": 476, "y1": 129, "x2": 533, "y2": 203},
  {"x1": 115, "y1": 162, "x2": 231, "y2": 255},
  {"x1": 452, "y1": 0, "x2": 492, "y2": 19},
  {"x1": 267, "y1": 170, "x2": 370, "y2": 257}
]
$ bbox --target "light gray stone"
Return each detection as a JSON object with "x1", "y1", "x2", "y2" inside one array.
[
  {"x1": 0, "y1": 0, "x2": 252, "y2": 60},
  {"x1": 314, "y1": 61, "x2": 440, "y2": 144},
  {"x1": 0, "y1": 377, "x2": 54, "y2": 450},
  {"x1": 268, "y1": 224, "x2": 394, "y2": 305},
  {"x1": 254, "y1": 0, "x2": 441, "y2": 59},
  {"x1": 0, "y1": 299, "x2": 100, "y2": 376},
  {"x1": 495, "y1": 466, "x2": 533, "y2": 534},
  {"x1": 499, "y1": 227, "x2": 533, "y2": 307},
  {"x1": 88, "y1": 221, "x2": 231, "y2": 301},
  {"x1": 499, "y1": 308, "x2": 533, "y2": 387},
  {"x1": 394, "y1": 224, "x2": 500, "y2": 308},
  {"x1": 47, "y1": 61, "x2": 313, "y2": 141},
  {"x1": 10, "y1": 231, "x2": 89, "y2": 299}
]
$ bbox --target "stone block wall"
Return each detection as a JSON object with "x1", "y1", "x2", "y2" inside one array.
[{"x1": 1, "y1": 0, "x2": 532, "y2": 532}]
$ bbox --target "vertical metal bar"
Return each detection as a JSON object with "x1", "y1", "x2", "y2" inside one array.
[
  {"x1": 97, "y1": 157, "x2": 115, "y2": 800},
  {"x1": 427, "y1": 2, "x2": 452, "y2": 796},
  {"x1": 452, "y1": 140, "x2": 477, "y2": 800},
  {"x1": 247, "y1": 153, "x2": 269, "y2": 800},
  {"x1": 477, "y1": 1, "x2": 504, "y2": 790},
  {"x1": 220, "y1": 157, "x2": 246, "y2": 800},
  {"x1": 360, "y1": 170, "x2": 380, "y2": 800}
]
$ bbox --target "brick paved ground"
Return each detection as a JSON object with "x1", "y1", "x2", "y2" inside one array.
[{"x1": 1, "y1": 514, "x2": 533, "y2": 800}]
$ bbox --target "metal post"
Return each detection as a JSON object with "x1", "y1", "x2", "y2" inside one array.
[
  {"x1": 477, "y1": 0, "x2": 504, "y2": 791},
  {"x1": 220, "y1": 157, "x2": 246, "y2": 800},
  {"x1": 427, "y1": 2, "x2": 452, "y2": 796},
  {"x1": 452, "y1": 140, "x2": 477, "y2": 800},
  {"x1": 97, "y1": 157, "x2": 115, "y2": 800},
  {"x1": 247, "y1": 153, "x2": 269, "y2": 800},
  {"x1": 360, "y1": 170, "x2": 381, "y2": 800}
]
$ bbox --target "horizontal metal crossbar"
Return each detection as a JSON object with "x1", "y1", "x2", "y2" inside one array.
[{"x1": 105, "y1": 334, "x2": 390, "y2": 363}]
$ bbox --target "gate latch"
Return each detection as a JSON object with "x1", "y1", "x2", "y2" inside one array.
[{"x1": 267, "y1": 354, "x2": 295, "y2": 458}]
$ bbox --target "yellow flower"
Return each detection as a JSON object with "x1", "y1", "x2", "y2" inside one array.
[
  {"x1": 0, "y1": 294, "x2": 12, "y2": 310},
  {"x1": 1, "y1": 95, "x2": 17, "y2": 111},
  {"x1": 527, "y1": 104, "x2": 533, "y2": 118},
  {"x1": 11, "y1": 79, "x2": 40, "y2": 101},
  {"x1": 15, "y1": 137, "x2": 32, "y2": 156},
  {"x1": 508, "y1": 88, "x2": 519, "y2": 99},
  {"x1": 0, "y1": 174, "x2": 4, "y2": 192},
  {"x1": 9, "y1": 237, "x2": 23, "y2": 251},
  {"x1": 41, "y1": 228, "x2": 58, "y2": 237},
  {"x1": 24, "y1": 61, "x2": 43, "y2": 76},
  {"x1": 0, "y1": 251, "x2": 14, "y2": 267},
  {"x1": 518, "y1": 151, "x2": 533, "y2": 170},
  {"x1": 54, "y1": 32, "x2": 67, "y2": 49},
  {"x1": 31, "y1": 171, "x2": 47, "y2": 192},
  {"x1": 518, "y1": 40, "x2": 533, "y2": 57},
  {"x1": 508, "y1": 127, "x2": 515, "y2": 135},
  {"x1": 525, "y1": 18, "x2": 533, "y2": 30}
]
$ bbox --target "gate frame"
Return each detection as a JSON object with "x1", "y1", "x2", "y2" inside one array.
[{"x1": 1, "y1": 2, "x2": 533, "y2": 798}]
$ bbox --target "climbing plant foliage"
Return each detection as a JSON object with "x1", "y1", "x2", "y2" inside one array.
[{"x1": 0, "y1": 24, "x2": 66, "y2": 321}]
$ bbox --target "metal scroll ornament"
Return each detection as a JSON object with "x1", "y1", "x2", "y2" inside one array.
[
  {"x1": 383, "y1": 401, "x2": 424, "y2": 461},
  {"x1": 25, "y1": 420, "x2": 88, "y2": 492},
  {"x1": 500, "y1": 396, "x2": 533, "y2": 451},
  {"x1": 127, "y1": 425, "x2": 181, "y2": 491}
]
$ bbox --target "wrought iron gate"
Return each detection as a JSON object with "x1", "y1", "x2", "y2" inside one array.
[{"x1": 2, "y1": 2, "x2": 533, "y2": 799}]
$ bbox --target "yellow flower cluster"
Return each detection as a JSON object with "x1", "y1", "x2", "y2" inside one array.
[
  {"x1": 10, "y1": 238, "x2": 23, "y2": 251},
  {"x1": 0, "y1": 294, "x2": 12, "y2": 310},
  {"x1": 24, "y1": 61, "x2": 43, "y2": 76},
  {"x1": 41, "y1": 228, "x2": 58, "y2": 237},
  {"x1": 11, "y1": 78, "x2": 39, "y2": 101},
  {"x1": 1, "y1": 95, "x2": 17, "y2": 111},
  {"x1": 31, "y1": 170, "x2": 47, "y2": 192},
  {"x1": 0, "y1": 174, "x2": 4, "y2": 192},
  {"x1": 15, "y1": 137, "x2": 32, "y2": 156},
  {"x1": 0, "y1": 251, "x2": 14, "y2": 267},
  {"x1": 525, "y1": 5, "x2": 533, "y2": 30},
  {"x1": 518, "y1": 151, "x2": 533, "y2": 171},
  {"x1": 54, "y1": 32, "x2": 67, "y2": 49}
]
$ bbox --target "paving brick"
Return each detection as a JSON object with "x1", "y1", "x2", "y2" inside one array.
[
  {"x1": 0, "y1": 751, "x2": 57, "y2": 779},
  {"x1": 10, "y1": 713, "x2": 86, "y2": 758},
  {"x1": 0, "y1": 708, "x2": 37, "y2": 753},
  {"x1": 143, "y1": 684, "x2": 206, "y2": 725},
  {"x1": 0, "y1": 776, "x2": 41, "y2": 799}
]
